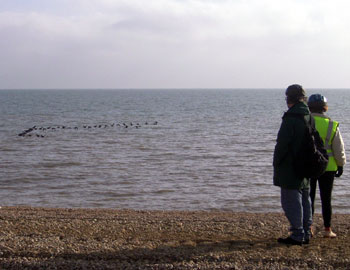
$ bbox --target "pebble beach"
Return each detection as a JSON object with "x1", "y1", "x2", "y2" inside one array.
[{"x1": 1, "y1": 206, "x2": 350, "y2": 269}]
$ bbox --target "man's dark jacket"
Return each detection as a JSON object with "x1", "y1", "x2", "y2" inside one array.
[{"x1": 273, "y1": 101, "x2": 310, "y2": 189}]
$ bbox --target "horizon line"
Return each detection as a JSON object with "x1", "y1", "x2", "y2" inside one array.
[{"x1": 1, "y1": 87, "x2": 350, "y2": 91}]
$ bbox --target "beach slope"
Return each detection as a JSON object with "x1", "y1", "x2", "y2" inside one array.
[{"x1": 0, "y1": 207, "x2": 349, "y2": 269}]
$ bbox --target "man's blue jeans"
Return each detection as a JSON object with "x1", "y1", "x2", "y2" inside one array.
[{"x1": 281, "y1": 188, "x2": 313, "y2": 242}]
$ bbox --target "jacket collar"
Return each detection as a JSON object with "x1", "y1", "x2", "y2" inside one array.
[
  {"x1": 287, "y1": 101, "x2": 310, "y2": 115},
  {"x1": 311, "y1": 112, "x2": 330, "y2": 119}
]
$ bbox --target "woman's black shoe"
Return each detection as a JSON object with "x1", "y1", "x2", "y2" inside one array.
[{"x1": 277, "y1": 237, "x2": 302, "y2": 246}]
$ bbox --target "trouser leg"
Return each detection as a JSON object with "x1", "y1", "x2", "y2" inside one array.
[
  {"x1": 302, "y1": 188, "x2": 312, "y2": 240},
  {"x1": 309, "y1": 178, "x2": 317, "y2": 216},
  {"x1": 318, "y1": 172, "x2": 335, "y2": 228},
  {"x1": 281, "y1": 188, "x2": 304, "y2": 242}
]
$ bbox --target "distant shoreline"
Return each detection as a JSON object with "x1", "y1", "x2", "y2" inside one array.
[{"x1": 1, "y1": 206, "x2": 350, "y2": 269}]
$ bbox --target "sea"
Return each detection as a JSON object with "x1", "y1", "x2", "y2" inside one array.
[{"x1": 1, "y1": 89, "x2": 349, "y2": 213}]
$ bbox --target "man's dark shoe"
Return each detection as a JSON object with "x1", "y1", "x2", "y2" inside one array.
[
  {"x1": 277, "y1": 237, "x2": 302, "y2": 246},
  {"x1": 303, "y1": 239, "x2": 310, "y2": 245}
]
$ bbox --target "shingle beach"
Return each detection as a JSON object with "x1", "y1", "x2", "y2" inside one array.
[{"x1": 0, "y1": 206, "x2": 349, "y2": 269}]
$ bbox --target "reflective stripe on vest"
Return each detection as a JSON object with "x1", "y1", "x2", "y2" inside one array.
[{"x1": 313, "y1": 116, "x2": 338, "y2": 171}]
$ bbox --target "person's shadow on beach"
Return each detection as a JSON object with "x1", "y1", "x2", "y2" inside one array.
[{"x1": 0, "y1": 238, "x2": 282, "y2": 269}]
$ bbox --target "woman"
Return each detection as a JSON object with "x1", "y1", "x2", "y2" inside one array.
[{"x1": 308, "y1": 94, "x2": 346, "y2": 238}]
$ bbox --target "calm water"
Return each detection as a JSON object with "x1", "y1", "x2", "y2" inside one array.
[{"x1": 1, "y1": 89, "x2": 349, "y2": 213}]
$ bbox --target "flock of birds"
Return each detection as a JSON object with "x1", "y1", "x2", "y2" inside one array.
[{"x1": 18, "y1": 121, "x2": 159, "y2": 138}]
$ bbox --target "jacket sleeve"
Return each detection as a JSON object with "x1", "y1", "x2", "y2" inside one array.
[
  {"x1": 273, "y1": 117, "x2": 295, "y2": 166},
  {"x1": 332, "y1": 127, "x2": 346, "y2": 166}
]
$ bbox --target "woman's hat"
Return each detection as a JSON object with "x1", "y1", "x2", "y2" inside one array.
[{"x1": 308, "y1": 94, "x2": 327, "y2": 106}]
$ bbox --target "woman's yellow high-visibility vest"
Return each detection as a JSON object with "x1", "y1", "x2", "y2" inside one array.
[{"x1": 313, "y1": 115, "x2": 338, "y2": 171}]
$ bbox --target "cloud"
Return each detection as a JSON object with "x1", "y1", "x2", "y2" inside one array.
[{"x1": 0, "y1": 0, "x2": 350, "y2": 88}]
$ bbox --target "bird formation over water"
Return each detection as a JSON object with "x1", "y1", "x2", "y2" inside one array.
[{"x1": 18, "y1": 121, "x2": 158, "y2": 137}]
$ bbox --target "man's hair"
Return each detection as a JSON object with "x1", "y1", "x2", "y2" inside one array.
[{"x1": 285, "y1": 84, "x2": 306, "y2": 104}]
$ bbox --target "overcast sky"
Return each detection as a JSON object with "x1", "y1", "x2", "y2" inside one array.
[{"x1": 1, "y1": 0, "x2": 349, "y2": 89}]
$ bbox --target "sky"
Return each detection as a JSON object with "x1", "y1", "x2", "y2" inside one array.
[{"x1": 0, "y1": 0, "x2": 349, "y2": 89}]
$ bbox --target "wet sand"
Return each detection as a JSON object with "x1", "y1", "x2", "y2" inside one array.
[{"x1": 0, "y1": 206, "x2": 349, "y2": 269}]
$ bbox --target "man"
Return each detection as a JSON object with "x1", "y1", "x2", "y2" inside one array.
[
  {"x1": 308, "y1": 94, "x2": 346, "y2": 238},
  {"x1": 273, "y1": 84, "x2": 312, "y2": 245}
]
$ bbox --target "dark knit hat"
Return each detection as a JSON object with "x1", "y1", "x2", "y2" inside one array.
[
  {"x1": 308, "y1": 94, "x2": 328, "y2": 113},
  {"x1": 308, "y1": 94, "x2": 327, "y2": 106},
  {"x1": 285, "y1": 84, "x2": 306, "y2": 99}
]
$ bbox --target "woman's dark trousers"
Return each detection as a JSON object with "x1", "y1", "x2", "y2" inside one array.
[{"x1": 310, "y1": 171, "x2": 335, "y2": 228}]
